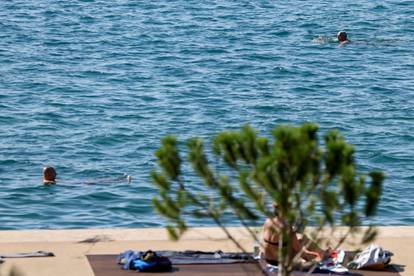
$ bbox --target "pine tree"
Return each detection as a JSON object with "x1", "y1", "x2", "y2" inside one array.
[{"x1": 151, "y1": 123, "x2": 384, "y2": 276}]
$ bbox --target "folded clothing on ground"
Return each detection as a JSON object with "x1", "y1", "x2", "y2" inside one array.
[{"x1": 348, "y1": 244, "x2": 393, "y2": 270}]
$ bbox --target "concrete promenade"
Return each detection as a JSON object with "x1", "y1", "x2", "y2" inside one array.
[{"x1": 0, "y1": 226, "x2": 412, "y2": 276}]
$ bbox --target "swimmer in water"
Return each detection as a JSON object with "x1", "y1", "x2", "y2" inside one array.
[
  {"x1": 42, "y1": 166, "x2": 132, "y2": 185},
  {"x1": 43, "y1": 166, "x2": 57, "y2": 185},
  {"x1": 337, "y1": 31, "x2": 351, "y2": 45}
]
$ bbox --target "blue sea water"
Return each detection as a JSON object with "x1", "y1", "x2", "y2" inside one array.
[{"x1": 0, "y1": 0, "x2": 413, "y2": 229}]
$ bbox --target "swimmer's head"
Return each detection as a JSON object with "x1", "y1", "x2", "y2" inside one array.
[
  {"x1": 337, "y1": 31, "x2": 348, "y2": 42},
  {"x1": 43, "y1": 166, "x2": 57, "y2": 184}
]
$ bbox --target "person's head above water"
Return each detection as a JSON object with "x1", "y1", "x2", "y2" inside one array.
[
  {"x1": 337, "y1": 31, "x2": 349, "y2": 43},
  {"x1": 43, "y1": 166, "x2": 57, "y2": 184}
]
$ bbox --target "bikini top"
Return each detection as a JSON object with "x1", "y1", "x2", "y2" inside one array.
[{"x1": 264, "y1": 239, "x2": 288, "y2": 247}]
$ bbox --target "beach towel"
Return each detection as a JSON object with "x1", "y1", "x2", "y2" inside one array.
[
  {"x1": 0, "y1": 251, "x2": 54, "y2": 258},
  {"x1": 311, "y1": 249, "x2": 349, "y2": 274},
  {"x1": 157, "y1": 250, "x2": 254, "y2": 264},
  {"x1": 0, "y1": 251, "x2": 54, "y2": 264},
  {"x1": 265, "y1": 249, "x2": 349, "y2": 275},
  {"x1": 88, "y1": 254, "x2": 401, "y2": 276},
  {"x1": 118, "y1": 250, "x2": 254, "y2": 266},
  {"x1": 312, "y1": 263, "x2": 349, "y2": 275}
]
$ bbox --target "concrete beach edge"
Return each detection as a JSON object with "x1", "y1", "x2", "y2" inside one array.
[{"x1": 0, "y1": 226, "x2": 412, "y2": 276}]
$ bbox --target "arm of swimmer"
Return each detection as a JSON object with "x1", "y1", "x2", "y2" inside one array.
[
  {"x1": 49, "y1": 175, "x2": 132, "y2": 186},
  {"x1": 83, "y1": 175, "x2": 132, "y2": 185}
]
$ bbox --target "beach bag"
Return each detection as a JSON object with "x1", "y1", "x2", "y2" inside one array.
[
  {"x1": 347, "y1": 244, "x2": 393, "y2": 270},
  {"x1": 132, "y1": 250, "x2": 172, "y2": 272},
  {"x1": 117, "y1": 250, "x2": 172, "y2": 272}
]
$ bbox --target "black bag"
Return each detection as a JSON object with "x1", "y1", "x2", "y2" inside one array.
[{"x1": 131, "y1": 250, "x2": 172, "y2": 272}]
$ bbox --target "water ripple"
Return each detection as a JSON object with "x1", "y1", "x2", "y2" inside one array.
[{"x1": 0, "y1": 0, "x2": 413, "y2": 229}]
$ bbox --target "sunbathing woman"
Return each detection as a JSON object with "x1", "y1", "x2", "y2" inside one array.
[{"x1": 262, "y1": 204, "x2": 331, "y2": 266}]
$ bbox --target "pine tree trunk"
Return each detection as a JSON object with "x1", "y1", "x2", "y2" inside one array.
[
  {"x1": 277, "y1": 224, "x2": 293, "y2": 276},
  {"x1": 277, "y1": 230, "x2": 291, "y2": 276},
  {"x1": 278, "y1": 269, "x2": 289, "y2": 276}
]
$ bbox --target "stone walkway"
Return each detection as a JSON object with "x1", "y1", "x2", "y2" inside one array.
[{"x1": 0, "y1": 227, "x2": 411, "y2": 276}]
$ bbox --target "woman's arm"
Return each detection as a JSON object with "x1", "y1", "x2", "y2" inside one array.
[{"x1": 291, "y1": 231, "x2": 323, "y2": 261}]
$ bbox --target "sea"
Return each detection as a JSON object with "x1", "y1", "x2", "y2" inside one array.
[{"x1": 0, "y1": 0, "x2": 413, "y2": 229}]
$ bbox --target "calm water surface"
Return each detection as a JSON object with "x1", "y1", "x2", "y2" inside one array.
[{"x1": 0, "y1": 0, "x2": 413, "y2": 229}]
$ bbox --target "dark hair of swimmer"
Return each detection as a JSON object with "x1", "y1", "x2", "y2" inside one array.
[
  {"x1": 43, "y1": 166, "x2": 57, "y2": 185},
  {"x1": 337, "y1": 31, "x2": 349, "y2": 43}
]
